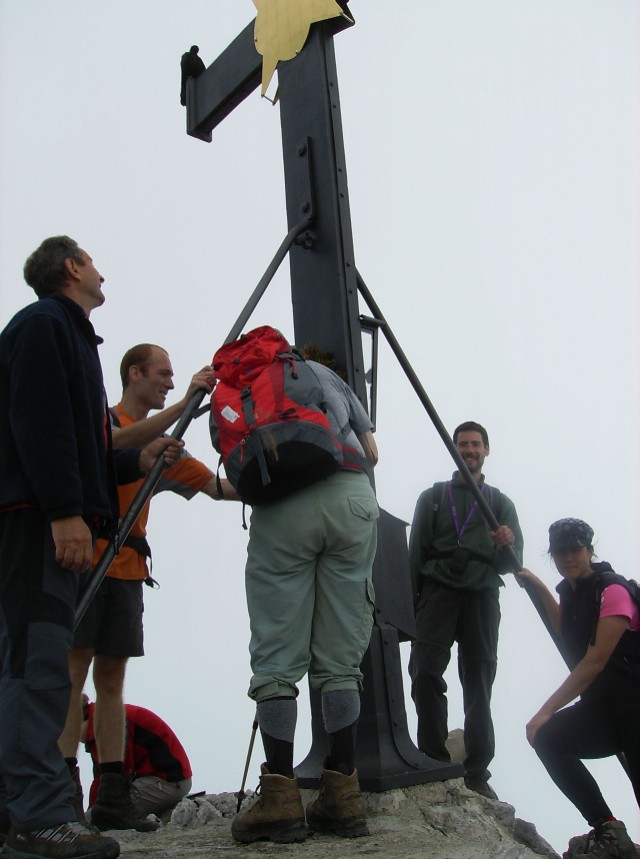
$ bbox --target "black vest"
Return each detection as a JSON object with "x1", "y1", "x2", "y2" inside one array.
[{"x1": 557, "y1": 562, "x2": 640, "y2": 712}]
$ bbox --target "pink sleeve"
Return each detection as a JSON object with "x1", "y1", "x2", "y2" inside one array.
[{"x1": 600, "y1": 584, "x2": 640, "y2": 631}]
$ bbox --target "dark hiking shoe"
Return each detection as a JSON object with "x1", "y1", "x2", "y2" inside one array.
[
  {"x1": 89, "y1": 774, "x2": 158, "y2": 833},
  {"x1": 464, "y1": 776, "x2": 499, "y2": 800},
  {"x1": 580, "y1": 820, "x2": 639, "y2": 858},
  {"x1": 3, "y1": 821, "x2": 119, "y2": 858},
  {"x1": 306, "y1": 765, "x2": 369, "y2": 838},
  {"x1": 231, "y1": 764, "x2": 307, "y2": 844},
  {"x1": 69, "y1": 766, "x2": 86, "y2": 825}
]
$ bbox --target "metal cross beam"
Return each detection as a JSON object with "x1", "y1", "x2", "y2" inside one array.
[
  {"x1": 184, "y1": 22, "x2": 261, "y2": 143},
  {"x1": 184, "y1": 11, "x2": 367, "y2": 402},
  {"x1": 183, "y1": 5, "x2": 462, "y2": 790}
]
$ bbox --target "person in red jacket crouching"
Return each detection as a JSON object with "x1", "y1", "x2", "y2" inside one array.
[{"x1": 81, "y1": 697, "x2": 192, "y2": 818}]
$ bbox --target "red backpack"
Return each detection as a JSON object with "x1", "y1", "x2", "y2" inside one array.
[{"x1": 209, "y1": 326, "x2": 363, "y2": 504}]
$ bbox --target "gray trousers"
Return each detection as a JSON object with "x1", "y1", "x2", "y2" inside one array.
[
  {"x1": 0, "y1": 509, "x2": 79, "y2": 831},
  {"x1": 131, "y1": 776, "x2": 193, "y2": 816}
]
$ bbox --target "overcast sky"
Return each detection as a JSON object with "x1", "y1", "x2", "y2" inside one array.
[{"x1": 1, "y1": 1, "x2": 638, "y2": 852}]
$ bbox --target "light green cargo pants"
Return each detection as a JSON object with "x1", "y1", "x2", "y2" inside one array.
[{"x1": 245, "y1": 471, "x2": 378, "y2": 702}]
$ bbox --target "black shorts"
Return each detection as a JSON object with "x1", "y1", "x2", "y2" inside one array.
[{"x1": 74, "y1": 576, "x2": 144, "y2": 657}]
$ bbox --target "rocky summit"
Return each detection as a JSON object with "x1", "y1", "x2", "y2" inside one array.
[{"x1": 113, "y1": 778, "x2": 563, "y2": 859}]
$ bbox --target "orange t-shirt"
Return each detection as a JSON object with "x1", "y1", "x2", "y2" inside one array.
[{"x1": 93, "y1": 405, "x2": 213, "y2": 580}]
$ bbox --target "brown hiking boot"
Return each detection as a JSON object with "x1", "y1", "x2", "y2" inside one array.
[
  {"x1": 231, "y1": 764, "x2": 307, "y2": 844},
  {"x1": 89, "y1": 774, "x2": 158, "y2": 833},
  {"x1": 580, "y1": 821, "x2": 639, "y2": 858},
  {"x1": 305, "y1": 764, "x2": 369, "y2": 838},
  {"x1": 3, "y1": 821, "x2": 119, "y2": 858}
]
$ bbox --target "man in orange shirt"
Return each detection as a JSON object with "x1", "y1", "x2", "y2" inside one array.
[{"x1": 59, "y1": 344, "x2": 234, "y2": 831}]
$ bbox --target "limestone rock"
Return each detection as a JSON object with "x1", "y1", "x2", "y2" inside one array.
[
  {"x1": 446, "y1": 727, "x2": 466, "y2": 764},
  {"x1": 170, "y1": 795, "x2": 223, "y2": 828},
  {"x1": 194, "y1": 800, "x2": 220, "y2": 826},
  {"x1": 208, "y1": 790, "x2": 253, "y2": 818},
  {"x1": 169, "y1": 797, "x2": 197, "y2": 828}
]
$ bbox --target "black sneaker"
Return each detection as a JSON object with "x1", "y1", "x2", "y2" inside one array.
[
  {"x1": 464, "y1": 776, "x2": 499, "y2": 800},
  {"x1": 3, "y1": 821, "x2": 120, "y2": 858}
]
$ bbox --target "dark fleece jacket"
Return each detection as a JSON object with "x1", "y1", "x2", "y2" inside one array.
[{"x1": 0, "y1": 292, "x2": 140, "y2": 531}]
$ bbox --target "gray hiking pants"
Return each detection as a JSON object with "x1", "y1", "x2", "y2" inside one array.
[
  {"x1": 0, "y1": 509, "x2": 79, "y2": 831},
  {"x1": 130, "y1": 776, "x2": 192, "y2": 816}
]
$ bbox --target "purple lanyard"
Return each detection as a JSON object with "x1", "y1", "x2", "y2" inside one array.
[{"x1": 448, "y1": 481, "x2": 485, "y2": 543}]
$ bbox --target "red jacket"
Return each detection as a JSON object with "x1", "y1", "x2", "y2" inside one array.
[{"x1": 86, "y1": 703, "x2": 192, "y2": 806}]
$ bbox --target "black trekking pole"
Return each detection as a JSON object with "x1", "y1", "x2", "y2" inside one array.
[
  {"x1": 356, "y1": 270, "x2": 565, "y2": 657},
  {"x1": 74, "y1": 218, "x2": 311, "y2": 630},
  {"x1": 235, "y1": 713, "x2": 259, "y2": 813}
]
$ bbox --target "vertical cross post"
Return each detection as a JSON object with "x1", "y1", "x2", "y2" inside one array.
[
  {"x1": 275, "y1": 23, "x2": 366, "y2": 401},
  {"x1": 184, "y1": 9, "x2": 463, "y2": 789}
]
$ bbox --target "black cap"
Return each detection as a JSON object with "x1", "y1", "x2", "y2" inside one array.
[{"x1": 548, "y1": 518, "x2": 594, "y2": 553}]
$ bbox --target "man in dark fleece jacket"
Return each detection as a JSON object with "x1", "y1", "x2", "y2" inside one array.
[{"x1": 0, "y1": 236, "x2": 182, "y2": 859}]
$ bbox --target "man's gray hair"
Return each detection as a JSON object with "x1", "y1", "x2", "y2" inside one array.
[{"x1": 23, "y1": 235, "x2": 85, "y2": 298}]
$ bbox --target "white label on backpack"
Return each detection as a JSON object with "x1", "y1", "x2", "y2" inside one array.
[{"x1": 221, "y1": 405, "x2": 240, "y2": 423}]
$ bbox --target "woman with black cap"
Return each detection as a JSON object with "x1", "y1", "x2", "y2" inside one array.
[{"x1": 517, "y1": 518, "x2": 639, "y2": 859}]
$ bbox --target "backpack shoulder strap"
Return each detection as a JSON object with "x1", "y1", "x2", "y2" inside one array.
[
  {"x1": 303, "y1": 359, "x2": 348, "y2": 435},
  {"x1": 108, "y1": 406, "x2": 121, "y2": 429},
  {"x1": 431, "y1": 481, "x2": 448, "y2": 532},
  {"x1": 485, "y1": 485, "x2": 503, "y2": 520},
  {"x1": 594, "y1": 571, "x2": 640, "y2": 605}
]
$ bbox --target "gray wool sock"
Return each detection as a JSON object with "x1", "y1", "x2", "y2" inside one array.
[
  {"x1": 257, "y1": 698, "x2": 297, "y2": 742},
  {"x1": 321, "y1": 689, "x2": 360, "y2": 734}
]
